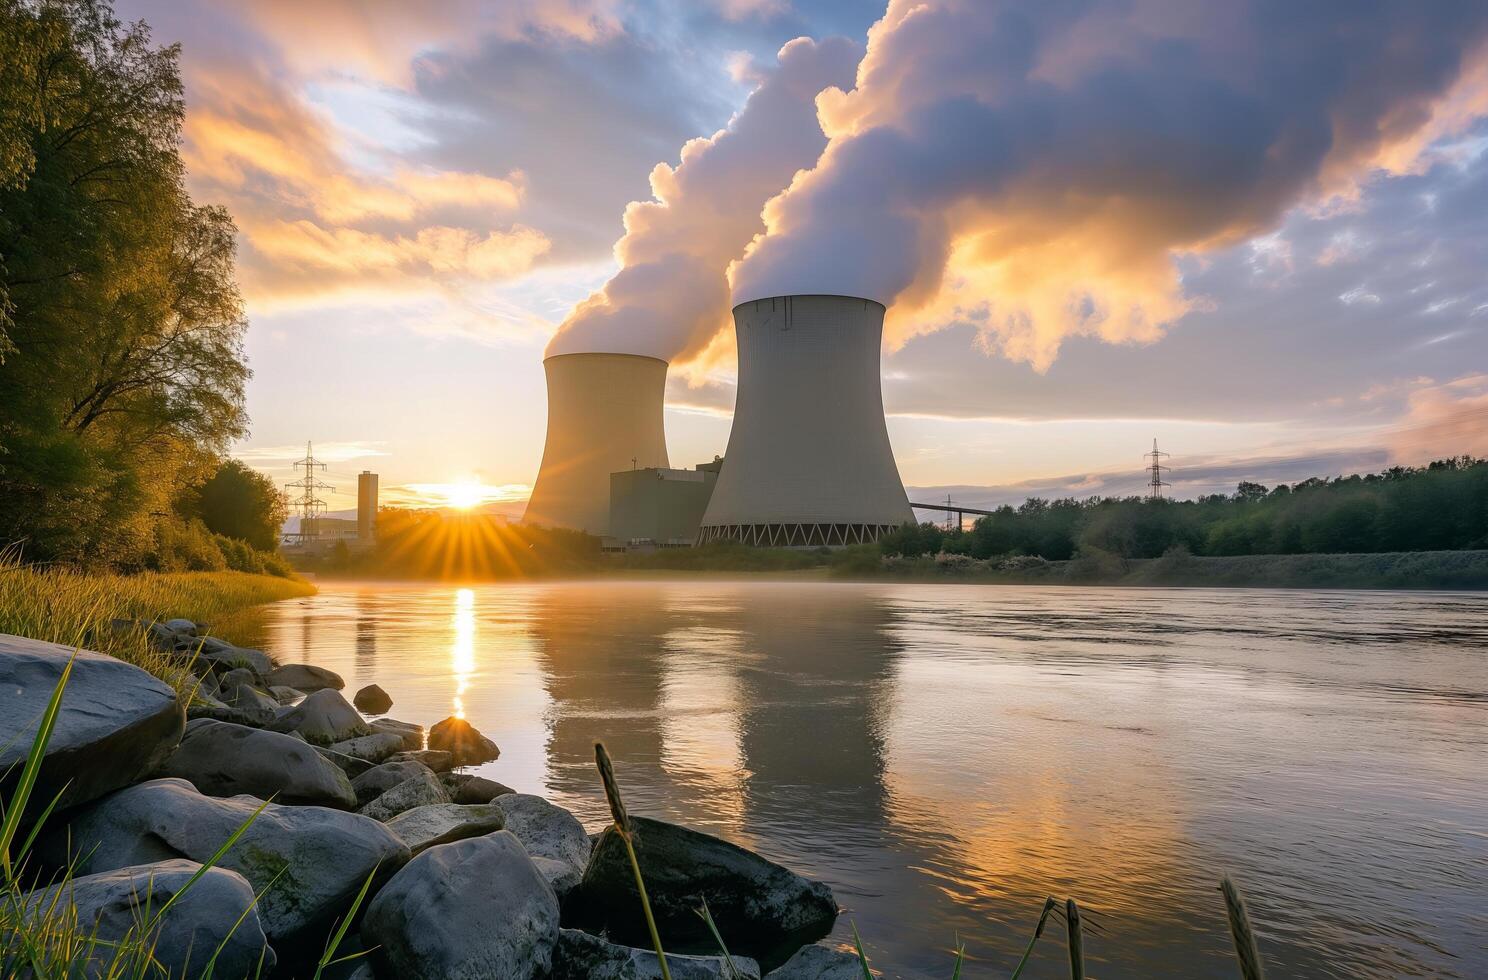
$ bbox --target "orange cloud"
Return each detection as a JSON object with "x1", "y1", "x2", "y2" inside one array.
[{"x1": 1391, "y1": 374, "x2": 1488, "y2": 462}]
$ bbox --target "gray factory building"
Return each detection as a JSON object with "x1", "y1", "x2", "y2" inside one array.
[{"x1": 608, "y1": 457, "x2": 722, "y2": 549}]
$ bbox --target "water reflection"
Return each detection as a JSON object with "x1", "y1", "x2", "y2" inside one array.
[{"x1": 250, "y1": 582, "x2": 1488, "y2": 979}]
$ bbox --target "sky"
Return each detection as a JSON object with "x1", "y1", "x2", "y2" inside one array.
[{"x1": 116, "y1": 0, "x2": 1488, "y2": 516}]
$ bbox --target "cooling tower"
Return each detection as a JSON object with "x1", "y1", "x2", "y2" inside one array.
[
  {"x1": 524, "y1": 353, "x2": 670, "y2": 535},
  {"x1": 698, "y1": 295, "x2": 912, "y2": 546}
]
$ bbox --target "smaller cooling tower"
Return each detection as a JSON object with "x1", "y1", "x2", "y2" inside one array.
[
  {"x1": 524, "y1": 352, "x2": 670, "y2": 535},
  {"x1": 698, "y1": 295, "x2": 912, "y2": 546}
]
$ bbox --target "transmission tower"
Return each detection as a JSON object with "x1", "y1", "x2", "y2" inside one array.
[
  {"x1": 286, "y1": 441, "x2": 334, "y2": 540},
  {"x1": 1145, "y1": 438, "x2": 1171, "y2": 500}
]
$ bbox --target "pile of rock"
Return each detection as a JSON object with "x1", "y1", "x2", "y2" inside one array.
[{"x1": 1, "y1": 622, "x2": 862, "y2": 979}]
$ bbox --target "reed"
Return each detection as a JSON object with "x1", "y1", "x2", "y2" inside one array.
[
  {"x1": 594, "y1": 741, "x2": 672, "y2": 980},
  {"x1": 1065, "y1": 898, "x2": 1084, "y2": 980},
  {"x1": 0, "y1": 550, "x2": 313, "y2": 697},
  {"x1": 1220, "y1": 875, "x2": 1266, "y2": 980}
]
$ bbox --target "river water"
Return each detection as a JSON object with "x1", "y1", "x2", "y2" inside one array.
[{"x1": 230, "y1": 581, "x2": 1487, "y2": 978}]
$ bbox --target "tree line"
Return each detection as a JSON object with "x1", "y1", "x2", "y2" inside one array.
[
  {"x1": 0, "y1": 1, "x2": 285, "y2": 573},
  {"x1": 882, "y1": 457, "x2": 1488, "y2": 561}
]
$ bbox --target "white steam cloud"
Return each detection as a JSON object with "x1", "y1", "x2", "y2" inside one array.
[
  {"x1": 545, "y1": 36, "x2": 860, "y2": 362},
  {"x1": 731, "y1": 0, "x2": 1488, "y2": 369}
]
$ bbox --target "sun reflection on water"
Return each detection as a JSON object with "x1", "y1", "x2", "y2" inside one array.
[{"x1": 451, "y1": 587, "x2": 476, "y2": 719}]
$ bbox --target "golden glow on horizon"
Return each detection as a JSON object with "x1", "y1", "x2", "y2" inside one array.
[{"x1": 401, "y1": 480, "x2": 530, "y2": 511}]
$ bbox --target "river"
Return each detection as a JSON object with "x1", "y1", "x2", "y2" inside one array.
[{"x1": 227, "y1": 581, "x2": 1487, "y2": 978}]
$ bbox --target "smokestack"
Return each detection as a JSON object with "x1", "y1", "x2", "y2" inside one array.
[
  {"x1": 524, "y1": 352, "x2": 670, "y2": 535},
  {"x1": 357, "y1": 471, "x2": 378, "y2": 540},
  {"x1": 699, "y1": 295, "x2": 911, "y2": 546}
]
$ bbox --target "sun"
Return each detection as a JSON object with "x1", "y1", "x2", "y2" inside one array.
[{"x1": 444, "y1": 480, "x2": 486, "y2": 511}]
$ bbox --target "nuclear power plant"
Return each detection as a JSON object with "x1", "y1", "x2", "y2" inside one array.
[
  {"x1": 525, "y1": 295, "x2": 911, "y2": 547},
  {"x1": 523, "y1": 352, "x2": 670, "y2": 535}
]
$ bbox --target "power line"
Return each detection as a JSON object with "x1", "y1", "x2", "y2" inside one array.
[
  {"x1": 285, "y1": 441, "x2": 334, "y2": 541},
  {"x1": 1144, "y1": 438, "x2": 1171, "y2": 500}
]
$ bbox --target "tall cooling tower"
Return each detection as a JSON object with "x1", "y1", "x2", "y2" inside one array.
[
  {"x1": 524, "y1": 353, "x2": 670, "y2": 535},
  {"x1": 698, "y1": 295, "x2": 912, "y2": 546}
]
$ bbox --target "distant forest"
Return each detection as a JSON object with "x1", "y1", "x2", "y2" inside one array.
[{"x1": 883, "y1": 457, "x2": 1488, "y2": 561}]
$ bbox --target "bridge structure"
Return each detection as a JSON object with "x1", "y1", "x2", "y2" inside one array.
[{"x1": 908, "y1": 500, "x2": 998, "y2": 532}]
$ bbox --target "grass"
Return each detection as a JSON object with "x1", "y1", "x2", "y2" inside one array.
[{"x1": 0, "y1": 550, "x2": 314, "y2": 697}]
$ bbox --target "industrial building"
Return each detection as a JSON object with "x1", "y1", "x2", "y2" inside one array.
[
  {"x1": 698, "y1": 295, "x2": 912, "y2": 546},
  {"x1": 523, "y1": 352, "x2": 670, "y2": 536},
  {"x1": 608, "y1": 457, "x2": 722, "y2": 549},
  {"x1": 357, "y1": 470, "x2": 379, "y2": 539}
]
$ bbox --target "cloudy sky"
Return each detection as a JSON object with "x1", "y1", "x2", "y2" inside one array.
[{"x1": 117, "y1": 0, "x2": 1488, "y2": 514}]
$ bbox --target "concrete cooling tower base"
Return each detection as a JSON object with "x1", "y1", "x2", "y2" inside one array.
[{"x1": 698, "y1": 295, "x2": 912, "y2": 547}]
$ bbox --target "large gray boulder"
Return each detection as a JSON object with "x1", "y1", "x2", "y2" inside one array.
[
  {"x1": 25, "y1": 860, "x2": 274, "y2": 978},
  {"x1": 353, "y1": 760, "x2": 436, "y2": 806},
  {"x1": 765, "y1": 944, "x2": 865, "y2": 979},
  {"x1": 388, "y1": 749, "x2": 454, "y2": 772},
  {"x1": 496, "y1": 794, "x2": 590, "y2": 902},
  {"x1": 552, "y1": 928, "x2": 760, "y2": 980},
  {"x1": 385, "y1": 803, "x2": 506, "y2": 856},
  {"x1": 265, "y1": 662, "x2": 344, "y2": 693},
  {"x1": 371, "y1": 717, "x2": 423, "y2": 750},
  {"x1": 582, "y1": 817, "x2": 837, "y2": 968},
  {"x1": 269, "y1": 688, "x2": 368, "y2": 744},
  {"x1": 427, "y1": 715, "x2": 500, "y2": 766},
  {"x1": 41, "y1": 778, "x2": 409, "y2": 947},
  {"x1": 177, "y1": 636, "x2": 273, "y2": 676},
  {"x1": 362, "y1": 831, "x2": 559, "y2": 979},
  {"x1": 0, "y1": 635, "x2": 184, "y2": 813},
  {"x1": 360, "y1": 769, "x2": 450, "y2": 821},
  {"x1": 329, "y1": 731, "x2": 406, "y2": 764},
  {"x1": 441, "y1": 772, "x2": 514, "y2": 804},
  {"x1": 188, "y1": 701, "x2": 277, "y2": 728},
  {"x1": 156, "y1": 718, "x2": 356, "y2": 808}
]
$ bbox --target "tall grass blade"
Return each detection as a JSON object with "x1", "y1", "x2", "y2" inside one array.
[
  {"x1": 594, "y1": 741, "x2": 671, "y2": 980},
  {"x1": 313, "y1": 863, "x2": 381, "y2": 979},
  {"x1": 1065, "y1": 898, "x2": 1084, "y2": 980},
  {"x1": 695, "y1": 896, "x2": 744, "y2": 979},
  {"x1": 1008, "y1": 896, "x2": 1059, "y2": 980},
  {"x1": 1220, "y1": 875, "x2": 1266, "y2": 980},
  {"x1": 850, "y1": 920, "x2": 873, "y2": 980},
  {"x1": 1, "y1": 655, "x2": 72, "y2": 883},
  {"x1": 950, "y1": 935, "x2": 965, "y2": 979}
]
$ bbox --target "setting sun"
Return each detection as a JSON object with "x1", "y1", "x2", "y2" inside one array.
[{"x1": 445, "y1": 481, "x2": 485, "y2": 511}]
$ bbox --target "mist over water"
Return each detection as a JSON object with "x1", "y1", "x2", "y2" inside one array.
[{"x1": 234, "y1": 582, "x2": 1488, "y2": 978}]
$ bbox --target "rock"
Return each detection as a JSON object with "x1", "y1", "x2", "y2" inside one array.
[
  {"x1": 270, "y1": 685, "x2": 303, "y2": 704},
  {"x1": 354, "y1": 683, "x2": 393, "y2": 713},
  {"x1": 765, "y1": 944, "x2": 865, "y2": 979},
  {"x1": 389, "y1": 749, "x2": 454, "y2": 772},
  {"x1": 582, "y1": 817, "x2": 837, "y2": 968},
  {"x1": 371, "y1": 717, "x2": 423, "y2": 750},
  {"x1": 359, "y1": 769, "x2": 450, "y2": 821},
  {"x1": 353, "y1": 760, "x2": 437, "y2": 806},
  {"x1": 163, "y1": 618, "x2": 201, "y2": 634},
  {"x1": 495, "y1": 794, "x2": 589, "y2": 903},
  {"x1": 265, "y1": 662, "x2": 344, "y2": 693},
  {"x1": 330, "y1": 731, "x2": 406, "y2": 764},
  {"x1": 440, "y1": 772, "x2": 515, "y2": 804},
  {"x1": 43, "y1": 778, "x2": 409, "y2": 947},
  {"x1": 384, "y1": 803, "x2": 506, "y2": 856},
  {"x1": 25, "y1": 859, "x2": 274, "y2": 978},
  {"x1": 427, "y1": 716, "x2": 500, "y2": 766},
  {"x1": 552, "y1": 928, "x2": 760, "y2": 980},
  {"x1": 224, "y1": 680, "x2": 281, "y2": 715},
  {"x1": 156, "y1": 718, "x2": 356, "y2": 808},
  {"x1": 269, "y1": 688, "x2": 368, "y2": 745},
  {"x1": 316, "y1": 745, "x2": 376, "y2": 777},
  {"x1": 362, "y1": 831, "x2": 558, "y2": 979},
  {"x1": 187, "y1": 702, "x2": 277, "y2": 728},
  {"x1": 217, "y1": 665, "x2": 263, "y2": 694},
  {"x1": 179, "y1": 637, "x2": 273, "y2": 676},
  {"x1": 0, "y1": 635, "x2": 184, "y2": 813}
]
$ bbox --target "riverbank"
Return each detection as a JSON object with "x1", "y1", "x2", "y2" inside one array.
[
  {"x1": 0, "y1": 556, "x2": 315, "y2": 694},
  {"x1": 1, "y1": 614, "x2": 865, "y2": 979}
]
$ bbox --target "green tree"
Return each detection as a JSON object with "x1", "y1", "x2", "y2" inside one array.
[
  {"x1": 0, "y1": 1, "x2": 249, "y2": 568},
  {"x1": 188, "y1": 459, "x2": 287, "y2": 551}
]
